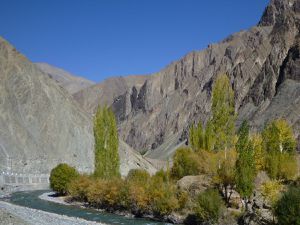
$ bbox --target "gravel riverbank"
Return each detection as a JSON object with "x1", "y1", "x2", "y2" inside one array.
[
  {"x1": 0, "y1": 200, "x2": 106, "y2": 225},
  {"x1": 39, "y1": 192, "x2": 70, "y2": 205}
]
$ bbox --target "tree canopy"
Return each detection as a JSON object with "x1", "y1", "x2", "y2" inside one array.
[{"x1": 93, "y1": 105, "x2": 120, "y2": 178}]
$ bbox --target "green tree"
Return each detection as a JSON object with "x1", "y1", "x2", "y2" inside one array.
[
  {"x1": 215, "y1": 154, "x2": 236, "y2": 205},
  {"x1": 50, "y1": 163, "x2": 79, "y2": 195},
  {"x1": 263, "y1": 119, "x2": 296, "y2": 154},
  {"x1": 189, "y1": 121, "x2": 204, "y2": 151},
  {"x1": 262, "y1": 119, "x2": 297, "y2": 180},
  {"x1": 235, "y1": 121, "x2": 256, "y2": 209},
  {"x1": 211, "y1": 74, "x2": 236, "y2": 155},
  {"x1": 275, "y1": 186, "x2": 300, "y2": 225},
  {"x1": 204, "y1": 120, "x2": 215, "y2": 151},
  {"x1": 94, "y1": 106, "x2": 120, "y2": 178},
  {"x1": 251, "y1": 133, "x2": 265, "y2": 172}
]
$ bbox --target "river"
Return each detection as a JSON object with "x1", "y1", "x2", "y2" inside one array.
[{"x1": 9, "y1": 190, "x2": 172, "y2": 225}]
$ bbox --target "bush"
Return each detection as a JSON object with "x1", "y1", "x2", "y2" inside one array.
[
  {"x1": 260, "y1": 180, "x2": 283, "y2": 208},
  {"x1": 171, "y1": 147, "x2": 201, "y2": 180},
  {"x1": 275, "y1": 187, "x2": 300, "y2": 225},
  {"x1": 194, "y1": 189, "x2": 224, "y2": 224},
  {"x1": 149, "y1": 176, "x2": 180, "y2": 216},
  {"x1": 50, "y1": 163, "x2": 79, "y2": 195},
  {"x1": 126, "y1": 169, "x2": 150, "y2": 184},
  {"x1": 128, "y1": 182, "x2": 150, "y2": 215},
  {"x1": 86, "y1": 178, "x2": 128, "y2": 210},
  {"x1": 68, "y1": 175, "x2": 93, "y2": 201},
  {"x1": 86, "y1": 179, "x2": 106, "y2": 206}
]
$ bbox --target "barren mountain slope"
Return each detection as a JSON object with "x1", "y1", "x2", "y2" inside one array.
[
  {"x1": 35, "y1": 62, "x2": 94, "y2": 94},
  {"x1": 0, "y1": 38, "x2": 94, "y2": 174}
]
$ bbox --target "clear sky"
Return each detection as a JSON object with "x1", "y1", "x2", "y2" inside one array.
[{"x1": 1, "y1": 0, "x2": 269, "y2": 82}]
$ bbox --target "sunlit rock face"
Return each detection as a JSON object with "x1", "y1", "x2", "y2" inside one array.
[{"x1": 0, "y1": 37, "x2": 94, "y2": 174}]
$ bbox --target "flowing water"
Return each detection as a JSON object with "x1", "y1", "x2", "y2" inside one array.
[{"x1": 9, "y1": 190, "x2": 172, "y2": 225}]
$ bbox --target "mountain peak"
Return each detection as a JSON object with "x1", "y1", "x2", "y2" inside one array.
[{"x1": 258, "y1": 0, "x2": 299, "y2": 26}]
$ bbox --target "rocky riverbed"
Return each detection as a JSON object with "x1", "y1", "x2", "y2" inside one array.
[{"x1": 0, "y1": 200, "x2": 105, "y2": 225}]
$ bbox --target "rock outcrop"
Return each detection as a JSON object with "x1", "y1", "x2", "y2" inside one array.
[
  {"x1": 0, "y1": 37, "x2": 94, "y2": 174},
  {"x1": 73, "y1": 75, "x2": 148, "y2": 115},
  {"x1": 75, "y1": 0, "x2": 300, "y2": 159},
  {"x1": 35, "y1": 63, "x2": 94, "y2": 95}
]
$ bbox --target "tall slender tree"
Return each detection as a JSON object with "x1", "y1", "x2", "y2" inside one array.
[
  {"x1": 235, "y1": 121, "x2": 256, "y2": 210},
  {"x1": 189, "y1": 121, "x2": 204, "y2": 151},
  {"x1": 93, "y1": 105, "x2": 120, "y2": 178},
  {"x1": 211, "y1": 74, "x2": 235, "y2": 156}
]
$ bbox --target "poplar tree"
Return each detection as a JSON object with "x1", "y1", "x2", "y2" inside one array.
[
  {"x1": 235, "y1": 121, "x2": 256, "y2": 210},
  {"x1": 93, "y1": 105, "x2": 120, "y2": 178},
  {"x1": 262, "y1": 119, "x2": 297, "y2": 180},
  {"x1": 211, "y1": 74, "x2": 235, "y2": 155},
  {"x1": 211, "y1": 74, "x2": 236, "y2": 205},
  {"x1": 204, "y1": 120, "x2": 215, "y2": 151},
  {"x1": 189, "y1": 121, "x2": 204, "y2": 151}
]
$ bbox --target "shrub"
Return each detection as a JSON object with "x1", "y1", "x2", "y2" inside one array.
[
  {"x1": 260, "y1": 180, "x2": 283, "y2": 208},
  {"x1": 197, "y1": 149, "x2": 219, "y2": 175},
  {"x1": 86, "y1": 178, "x2": 127, "y2": 210},
  {"x1": 86, "y1": 179, "x2": 106, "y2": 207},
  {"x1": 150, "y1": 182, "x2": 180, "y2": 216},
  {"x1": 194, "y1": 189, "x2": 224, "y2": 224},
  {"x1": 171, "y1": 147, "x2": 201, "y2": 180},
  {"x1": 154, "y1": 169, "x2": 169, "y2": 183},
  {"x1": 275, "y1": 187, "x2": 300, "y2": 225},
  {"x1": 49, "y1": 163, "x2": 79, "y2": 195},
  {"x1": 128, "y1": 182, "x2": 150, "y2": 215},
  {"x1": 126, "y1": 169, "x2": 150, "y2": 184},
  {"x1": 147, "y1": 175, "x2": 180, "y2": 216},
  {"x1": 68, "y1": 175, "x2": 93, "y2": 201}
]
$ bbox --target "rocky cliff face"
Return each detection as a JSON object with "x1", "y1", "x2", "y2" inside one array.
[
  {"x1": 73, "y1": 75, "x2": 148, "y2": 116},
  {"x1": 0, "y1": 38, "x2": 95, "y2": 174},
  {"x1": 35, "y1": 62, "x2": 94, "y2": 95},
  {"x1": 75, "y1": 0, "x2": 300, "y2": 158}
]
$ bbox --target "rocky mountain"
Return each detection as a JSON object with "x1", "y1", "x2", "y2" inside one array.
[
  {"x1": 73, "y1": 75, "x2": 148, "y2": 115},
  {"x1": 0, "y1": 38, "x2": 155, "y2": 177},
  {"x1": 1, "y1": 0, "x2": 299, "y2": 179},
  {"x1": 35, "y1": 62, "x2": 94, "y2": 94},
  {"x1": 75, "y1": 0, "x2": 300, "y2": 159},
  {"x1": 0, "y1": 37, "x2": 95, "y2": 174}
]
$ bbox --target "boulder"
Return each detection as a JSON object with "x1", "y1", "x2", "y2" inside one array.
[{"x1": 177, "y1": 175, "x2": 212, "y2": 197}]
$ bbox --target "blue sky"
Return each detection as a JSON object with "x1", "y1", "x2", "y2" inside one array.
[{"x1": 1, "y1": 0, "x2": 269, "y2": 82}]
